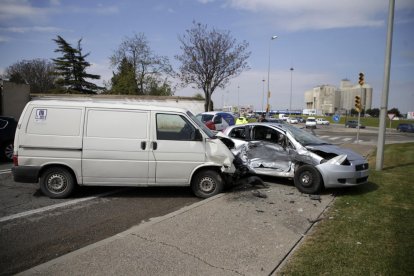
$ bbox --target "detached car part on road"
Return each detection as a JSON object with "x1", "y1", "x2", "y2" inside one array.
[{"x1": 221, "y1": 123, "x2": 369, "y2": 194}]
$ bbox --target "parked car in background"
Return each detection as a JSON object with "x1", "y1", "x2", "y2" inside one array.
[
  {"x1": 221, "y1": 122, "x2": 369, "y2": 194},
  {"x1": 0, "y1": 116, "x2": 17, "y2": 161},
  {"x1": 316, "y1": 118, "x2": 330, "y2": 125},
  {"x1": 396, "y1": 123, "x2": 414, "y2": 133},
  {"x1": 287, "y1": 117, "x2": 298, "y2": 124},
  {"x1": 305, "y1": 117, "x2": 317, "y2": 128},
  {"x1": 295, "y1": 116, "x2": 305, "y2": 123},
  {"x1": 196, "y1": 112, "x2": 235, "y2": 131},
  {"x1": 345, "y1": 120, "x2": 365, "y2": 128},
  {"x1": 235, "y1": 116, "x2": 249, "y2": 125}
]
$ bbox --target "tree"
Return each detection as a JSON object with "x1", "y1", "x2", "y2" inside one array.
[
  {"x1": 366, "y1": 108, "x2": 380, "y2": 117},
  {"x1": 52, "y1": 35, "x2": 101, "y2": 94},
  {"x1": 110, "y1": 33, "x2": 173, "y2": 95},
  {"x1": 110, "y1": 58, "x2": 138, "y2": 94},
  {"x1": 388, "y1": 107, "x2": 401, "y2": 117},
  {"x1": 4, "y1": 59, "x2": 56, "y2": 93},
  {"x1": 175, "y1": 22, "x2": 251, "y2": 111}
]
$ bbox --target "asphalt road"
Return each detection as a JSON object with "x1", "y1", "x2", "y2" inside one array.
[{"x1": 0, "y1": 175, "x2": 200, "y2": 275}]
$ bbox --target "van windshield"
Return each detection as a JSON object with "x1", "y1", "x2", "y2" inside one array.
[{"x1": 188, "y1": 111, "x2": 215, "y2": 138}]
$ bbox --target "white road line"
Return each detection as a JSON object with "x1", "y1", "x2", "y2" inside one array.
[
  {"x1": 0, "y1": 188, "x2": 128, "y2": 223},
  {"x1": 329, "y1": 136, "x2": 340, "y2": 140},
  {"x1": 343, "y1": 137, "x2": 353, "y2": 141},
  {"x1": 0, "y1": 169, "x2": 11, "y2": 174}
]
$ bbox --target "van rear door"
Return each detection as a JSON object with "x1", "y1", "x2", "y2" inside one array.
[{"x1": 82, "y1": 108, "x2": 150, "y2": 185}]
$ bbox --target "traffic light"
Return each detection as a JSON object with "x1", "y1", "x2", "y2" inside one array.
[
  {"x1": 355, "y1": 95, "x2": 361, "y2": 112},
  {"x1": 359, "y1": 72, "x2": 364, "y2": 86}
]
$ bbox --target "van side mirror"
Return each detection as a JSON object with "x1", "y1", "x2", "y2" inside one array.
[{"x1": 194, "y1": 129, "x2": 203, "y2": 141}]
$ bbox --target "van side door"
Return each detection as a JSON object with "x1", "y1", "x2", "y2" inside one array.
[
  {"x1": 150, "y1": 112, "x2": 205, "y2": 185},
  {"x1": 82, "y1": 108, "x2": 150, "y2": 185}
]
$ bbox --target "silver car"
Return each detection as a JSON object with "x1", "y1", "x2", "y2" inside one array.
[{"x1": 221, "y1": 123, "x2": 369, "y2": 194}]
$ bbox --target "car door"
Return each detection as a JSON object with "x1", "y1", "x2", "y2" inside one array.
[
  {"x1": 247, "y1": 125, "x2": 292, "y2": 174},
  {"x1": 82, "y1": 108, "x2": 150, "y2": 185},
  {"x1": 150, "y1": 112, "x2": 205, "y2": 185}
]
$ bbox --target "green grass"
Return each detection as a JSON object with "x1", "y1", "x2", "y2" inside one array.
[{"x1": 279, "y1": 143, "x2": 414, "y2": 275}]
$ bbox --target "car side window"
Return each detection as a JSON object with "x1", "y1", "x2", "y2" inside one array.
[
  {"x1": 229, "y1": 126, "x2": 246, "y2": 140},
  {"x1": 156, "y1": 113, "x2": 196, "y2": 141}
]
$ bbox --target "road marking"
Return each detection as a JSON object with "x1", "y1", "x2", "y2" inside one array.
[
  {"x1": 343, "y1": 137, "x2": 353, "y2": 141},
  {"x1": 0, "y1": 188, "x2": 128, "y2": 223},
  {"x1": 0, "y1": 169, "x2": 11, "y2": 174},
  {"x1": 329, "y1": 136, "x2": 340, "y2": 140}
]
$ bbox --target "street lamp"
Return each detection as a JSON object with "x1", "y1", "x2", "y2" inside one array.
[
  {"x1": 289, "y1": 67, "x2": 294, "y2": 114},
  {"x1": 237, "y1": 85, "x2": 240, "y2": 116},
  {"x1": 266, "y1": 35, "x2": 278, "y2": 117},
  {"x1": 261, "y1": 78, "x2": 265, "y2": 113}
]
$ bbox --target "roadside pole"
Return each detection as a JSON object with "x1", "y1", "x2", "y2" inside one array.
[
  {"x1": 376, "y1": 0, "x2": 394, "y2": 171},
  {"x1": 357, "y1": 111, "x2": 361, "y2": 144}
]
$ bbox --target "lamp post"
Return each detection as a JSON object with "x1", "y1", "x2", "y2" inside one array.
[
  {"x1": 237, "y1": 85, "x2": 240, "y2": 116},
  {"x1": 289, "y1": 67, "x2": 294, "y2": 114},
  {"x1": 266, "y1": 35, "x2": 278, "y2": 117},
  {"x1": 261, "y1": 78, "x2": 265, "y2": 114}
]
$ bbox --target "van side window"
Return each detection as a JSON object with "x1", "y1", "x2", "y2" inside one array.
[{"x1": 156, "y1": 114, "x2": 196, "y2": 141}]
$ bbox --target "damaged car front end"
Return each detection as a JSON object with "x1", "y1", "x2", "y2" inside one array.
[{"x1": 221, "y1": 123, "x2": 369, "y2": 194}]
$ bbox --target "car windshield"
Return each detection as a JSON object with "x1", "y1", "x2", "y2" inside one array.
[
  {"x1": 281, "y1": 124, "x2": 330, "y2": 146},
  {"x1": 188, "y1": 111, "x2": 215, "y2": 138},
  {"x1": 307, "y1": 118, "x2": 315, "y2": 122}
]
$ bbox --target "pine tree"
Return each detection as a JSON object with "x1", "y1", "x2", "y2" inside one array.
[
  {"x1": 110, "y1": 58, "x2": 138, "y2": 94},
  {"x1": 52, "y1": 35, "x2": 101, "y2": 94}
]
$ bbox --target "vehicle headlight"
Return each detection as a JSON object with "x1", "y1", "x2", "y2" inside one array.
[{"x1": 325, "y1": 154, "x2": 347, "y2": 165}]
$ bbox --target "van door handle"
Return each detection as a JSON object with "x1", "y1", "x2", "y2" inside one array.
[
  {"x1": 152, "y1": 142, "x2": 157, "y2": 150},
  {"x1": 141, "y1": 141, "x2": 146, "y2": 150}
]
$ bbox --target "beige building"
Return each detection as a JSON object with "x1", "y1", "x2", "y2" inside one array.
[{"x1": 304, "y1": 79, "x2": 372, "y2": 115}]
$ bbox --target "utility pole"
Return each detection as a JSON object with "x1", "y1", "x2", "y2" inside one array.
[{"x1": 376, "y1": 0, "x2": 395, "y2": 171}]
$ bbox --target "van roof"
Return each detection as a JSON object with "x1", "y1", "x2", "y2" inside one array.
[{"x1": 27, "y1": 99, "x2": 189, "y2": 113}]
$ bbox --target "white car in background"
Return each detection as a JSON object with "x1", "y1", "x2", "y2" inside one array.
[
  {"x1": 287, "y1": 117, "x2": 298, "y2": 124},
  {"x1": 316, "y1": 118, "x2": 330, "y2": 125},
  {"x1": 305, "y1": 117, "x2": 317, "y2": 128}
]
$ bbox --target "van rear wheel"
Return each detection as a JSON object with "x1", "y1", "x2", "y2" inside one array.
[
  {"x1": 191, "y1": 169, "x2": 223, "y2": 198},
  {"x1": 40, "y1": 167, "x2": 76, "y2": 198}
]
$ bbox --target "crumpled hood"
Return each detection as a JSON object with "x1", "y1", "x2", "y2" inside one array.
[{"x1": 305, "y1": 144, "x2": 364, "y2": 161}]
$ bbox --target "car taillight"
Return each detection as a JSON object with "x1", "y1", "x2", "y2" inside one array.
[
  {"x1": 205, "y1": 121, "x2": 216, "y2": 130},
  {"x1": 13, "y1": 154, "x2": 18, "y2": 166}
]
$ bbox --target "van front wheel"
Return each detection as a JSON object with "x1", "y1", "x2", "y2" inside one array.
[
  {"x1": 191, "y1": 170, "x2": 223, "y2": 198},
  {"x1": 40, "y1": 167, "x2": 76, "y2": 198}
]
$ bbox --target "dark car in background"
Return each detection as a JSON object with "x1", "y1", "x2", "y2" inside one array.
[
  {"x1": 0, "y1": 116, "x2": 18, "y2": 161},
  {"x1": 345, "y1": 120, "x2": 365, "y2": 128},
  {"x1": 396, "y1": 123, "x2": 414, "y2": 133}
]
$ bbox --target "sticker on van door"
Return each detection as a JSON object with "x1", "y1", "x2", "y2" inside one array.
[{"x1": 35, "y1": 109, "x2": 47, "y2": 121}]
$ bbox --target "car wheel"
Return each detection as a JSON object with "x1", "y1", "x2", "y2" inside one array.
[
  {"x1": 294, "y1": 165, "x2": 323, "y2": 194},
  {"x1": 40, "y1": 167, "x2": 76, "y2": 198},
  {"x1": 191, "y1": 169, "x2": 223, "y2": 198},
  {"x1": 1, "y1": 141, "x2": 14, "y2": 161}
]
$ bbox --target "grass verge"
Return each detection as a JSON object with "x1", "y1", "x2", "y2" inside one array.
[{"x1": 279, "y1": 142, "x2": 414, "y2": 275}]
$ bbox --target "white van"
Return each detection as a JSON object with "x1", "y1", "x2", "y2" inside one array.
[{"x1": 12, "y1": 100, "x2": 236, "y2": 199}]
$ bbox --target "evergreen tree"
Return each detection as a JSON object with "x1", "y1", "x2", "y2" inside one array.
[
  {"x1": 110, "y1": 58, "x2": 138, "y2": 94},
  {"x1": 52, "y1": 35, "x2": 101, "y2": 94}
]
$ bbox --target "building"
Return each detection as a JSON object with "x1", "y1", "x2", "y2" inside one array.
[
  {"x1": 304, "y1": 79, "x2": 373, "y2": 115},
  {"x1": 0, "y1": 80, "x2": 31, "y2": 120}
]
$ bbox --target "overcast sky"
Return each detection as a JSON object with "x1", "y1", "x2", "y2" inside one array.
[{"x1": 1, "y1": 0, "x2": 413, "y2": 113}]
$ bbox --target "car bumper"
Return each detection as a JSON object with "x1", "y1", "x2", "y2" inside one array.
[
  {"x1": 317, "y1": 162, "x2": 369, "y2": 188},
  {"x1": 12, "y1": 166, "x2": 41, "y2": 183}
]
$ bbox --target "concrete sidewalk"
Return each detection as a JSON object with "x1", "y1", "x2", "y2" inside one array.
[{"x1": 20, "y1": 182, "x2": 335, "y2": 276}]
